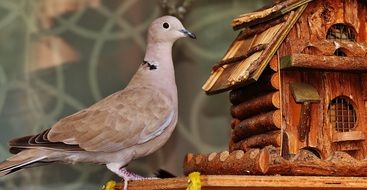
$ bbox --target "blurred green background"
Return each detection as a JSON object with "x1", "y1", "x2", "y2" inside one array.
[{"x1": 0, "y1": 0, "x2": 270, "y2": 189}]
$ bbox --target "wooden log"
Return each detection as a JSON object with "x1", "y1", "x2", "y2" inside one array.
[
  {"x1": 362, "y1": 74, "x2": 367, "y2": 100},
  {"x1": 280, "y1": 54, "x2": 367, "y2": 71},
  {"x1": 231, "y1": 91, "x2": 280, "y2": 119},
  {"x1": 183, "y1": 148, "x2": 270, "y2": 175},
  {"x1": 266, "y1": 148, "x2": 367, "y2": 176},
  {"x1": 265, "y1": 147, "x2": 333, "y2": 176},
  {"x1": 263, "y1": 145, "x2": 291, "y2": 175},
  {"x1": 233, "y1": 110, "x2": 281, "y2": 142},
  {"x1": 269, "y1": 54, "x2": 279, "y2": 72},
  {"x1": 230, "y1": 118, "x2": 241, "y2": 129},
  {"x1": 230, "y1": 130, "x2": 282, "y2": 152},
  {"x1": 327, "y1": 151, "x2": 367, "y2": 177},
  {"x1": 288, "y1": 149, "x2": 334, "y2": 176},
  {"x1": 185, "y1": 146, "x2": 367, "y2": 177},
  {"x1": 229, "y1": 73, "x2": 279, "y2": 105}
]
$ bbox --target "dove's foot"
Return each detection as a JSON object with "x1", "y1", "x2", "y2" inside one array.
[{"x1": 117, "y1": 168, "x2": 158, "y2": 190}]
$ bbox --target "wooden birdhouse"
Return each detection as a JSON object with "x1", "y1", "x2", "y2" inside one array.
[{"x1": 184, "y1": 0, "x2": 367, "y2": 176}]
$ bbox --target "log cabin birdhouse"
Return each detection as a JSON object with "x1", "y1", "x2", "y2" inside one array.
[{"x1": 184, "y1": 0, "x2": 367, "y2": 176}]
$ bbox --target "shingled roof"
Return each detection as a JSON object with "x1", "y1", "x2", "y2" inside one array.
[{"x1": 202, "y1": 0, "x2": 313, "y2": 95}]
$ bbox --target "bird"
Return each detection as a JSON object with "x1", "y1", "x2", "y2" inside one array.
[{"x1": 0, "y1": 15, "x2": 196, "y2": 190}]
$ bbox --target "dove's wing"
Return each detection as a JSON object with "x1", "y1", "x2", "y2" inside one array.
[
  {"x1": 49, "y1": 87, "x2": 174, "y2": 152},
  {"x1": 10, "y1": 87, "x2": 174, "y2": 153}
]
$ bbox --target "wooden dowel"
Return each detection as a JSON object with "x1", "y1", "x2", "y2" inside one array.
[
  {"x1": 233, "y1": 110, "x2": 281, "y2": 142},
  {"x1": 229, "y1": 72, "x2": 279, "y2": 105},
  {"x1": 231, "y1": 91, "x2": 280, "y2": 119}
]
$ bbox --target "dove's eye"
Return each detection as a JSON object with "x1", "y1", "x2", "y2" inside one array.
[{"x1": 163, "y1": 22, "x2": 170, "y2": 29}]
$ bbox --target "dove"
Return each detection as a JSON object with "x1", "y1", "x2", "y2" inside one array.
[{"x1": 0, "y1": 15, "x2": 196, "y2": 190}]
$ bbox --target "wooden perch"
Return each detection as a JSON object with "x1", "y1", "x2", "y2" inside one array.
[
  {"x1": 231, "y1": 91, "x2": 280, "y2": 119},
  {"x1": 280, "y1": 54, "x2": 367, "y2": 71},
  {"x1": 184, "y1": 149, "x2": 270, "y2": 175},
  {"x1": 230, "y1": 130, "x2": 282, "y2": 152},
  {"x1": 184, "y1": 145, "x2": 367, "y2": 178},
  {"x1": 233, "y1": 110, "x2": 281, "y2": 142},
  {"x1": 113, "y1": 175, "x2": 367, "y2": 190},
  {"x1": 229, "y1": 73, "x2": 279, "y2": 105}
]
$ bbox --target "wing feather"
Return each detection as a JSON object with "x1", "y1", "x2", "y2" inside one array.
[{"x1": 46, "y1": 87, "x2": 173, "y2": 152}]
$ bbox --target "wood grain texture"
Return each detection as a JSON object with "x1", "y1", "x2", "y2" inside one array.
[
  {"x1": 229, "y1": 72, "x2": 279, "y2": 105},
  {"x1": 184, "y1": 149, "x2": 269, "y2": 176},
  {"x1": 231, "y1": 91, "x2": 280, "y2": 120},
  {"x1": 230, "y1": 130, "x2": 282, "y2": 152},
  {"x1": 114, "y1": 175, "x2": 367, "y2": 190},
  {"x1": 280, "y1": 54, "x2": 367, "y2": 71},
  {"x1": 277, "y1": 0, "x2": 367, "y2": 159},
  {"x1": 233, "y1": 110, "x2": 281, "y2": 142}
]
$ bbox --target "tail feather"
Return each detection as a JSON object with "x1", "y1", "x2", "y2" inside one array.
[{"x1": 0, "y1": 155, "x2": 47, "y2": 176}]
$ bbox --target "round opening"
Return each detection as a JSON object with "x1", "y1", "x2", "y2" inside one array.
[
  {"x1": 326, "y1": 24, "x2": 356, "y2": 41},
  {"x1": 334, "y1": 48, "x2": 347, "y2": 56},
  {"x1": 328, "y1": 97, "x2": 357, "y2": 132}
]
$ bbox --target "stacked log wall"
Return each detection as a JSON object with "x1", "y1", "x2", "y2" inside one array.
[{"x1": 229, "y1": 55, "x2": 282, "y2": 153}]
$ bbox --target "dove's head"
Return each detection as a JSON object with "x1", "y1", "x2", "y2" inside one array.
[{"x1": 147, "y1": 16, "x2": 196, "y2": 44}]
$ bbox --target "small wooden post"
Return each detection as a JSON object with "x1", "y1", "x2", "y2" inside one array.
[
  {"x1": 298, "y1": 101, "x2": 311, "y2": 141},
  {"x1": 290, "y1": 82, "x2": 320, "y2": 141}
]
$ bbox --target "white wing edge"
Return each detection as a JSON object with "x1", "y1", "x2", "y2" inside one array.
[{"x1": 138, "y1": 111, "x2": 175, "y2": 144}]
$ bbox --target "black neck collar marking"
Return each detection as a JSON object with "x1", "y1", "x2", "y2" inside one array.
[{"x1": 142, "y1": 60, "x2": 157, "y2": 70}]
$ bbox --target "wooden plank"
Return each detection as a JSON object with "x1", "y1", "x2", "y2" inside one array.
[
  {"x1": 120, "y1": 175, "x2": 367, "y2": 190},
  {"x1": 203, "y1": 4, "x2": 308, "y2": 95},
  {"x1": 332, "y1": 131, "x2": 366, "y2": 142},
  {"x1": 290, "y1": 82, "x2": 320, "y2": 103},
  {"x1": 232, "y1": 0, "x2": 313, "y2": 30},
  {"x1": 212, "y1": 43, "x2": 268, "y2": 72},
  {"x1": 280, "y1": 54, "x2": 367, "y2": 71}
]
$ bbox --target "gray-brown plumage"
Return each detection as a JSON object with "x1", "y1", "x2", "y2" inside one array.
[{"x1": 0, "y1": 15, "x2": 195, "y2": 190}]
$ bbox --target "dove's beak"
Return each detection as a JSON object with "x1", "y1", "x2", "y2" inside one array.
[{"x1": 180, "y1": 29, "x2": 196, "y2": 39}]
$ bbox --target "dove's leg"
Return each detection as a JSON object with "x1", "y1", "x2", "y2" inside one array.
[{"x1": 107, "y1": 163, "x2": 156, "y2": 190}]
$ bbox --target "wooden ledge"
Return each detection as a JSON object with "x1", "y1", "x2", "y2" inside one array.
[
  {"x1": 118, "y1": 175, "x2": 367, "y2": 190},
  {"x1": 280, "y1": 54, "x2": 367, "y2": 71}
]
